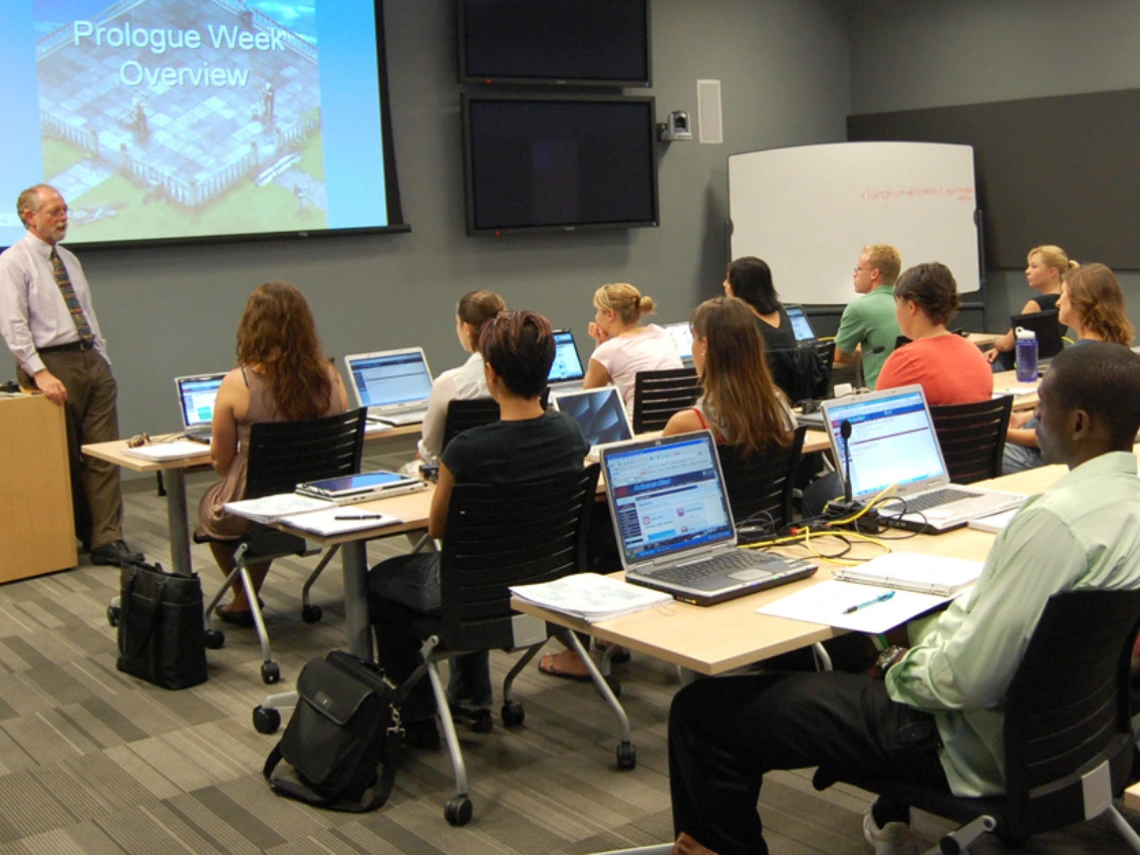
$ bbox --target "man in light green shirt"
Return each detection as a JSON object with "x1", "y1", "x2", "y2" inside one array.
[
  {"x1": 667, "y1": 342, "x2": 1140, "y2": 855},
  {"x1": 834, "y1": 244, "x2": 904, "y2": 388}
]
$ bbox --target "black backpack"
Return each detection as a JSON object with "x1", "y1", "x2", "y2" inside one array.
[{"x1": 263, "y1": 651, "x2": 404, "y2": 812}]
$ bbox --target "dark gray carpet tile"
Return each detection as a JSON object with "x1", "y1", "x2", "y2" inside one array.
[
  {"x1": 212, "y1": 774, "x2": 351, "y2": 841},
  {"x1": 0, "y1": 726, "x2": 37, "y2": 777},
  {"x1": 0, "y1": 638, "x2": 51, "y2": 672},
  {"x1": 68, "y1": 698, "x2": 149, "y2": 746},
  {"x1": 22, "y1": 664, "x2": 98, "y2": 708},
  {"x1": 0, "y1": 697, "x2": 17, "y2": 723},
  {"x1": 328, "y1": 819, "x2": 437, "y2": 855},
  {"x1": 94, "y1": 799, "x2": 234, "y2": 855},
  {"x1": 175, "y1": 786, "x2": 287, "y2": 853}
]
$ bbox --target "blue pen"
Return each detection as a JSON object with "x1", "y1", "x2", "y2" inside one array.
[{"x1": 843, "y1": 590, "x2": 895, "y2": 614}]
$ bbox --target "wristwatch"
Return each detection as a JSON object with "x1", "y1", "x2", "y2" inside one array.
[{"x1": 875, "y1": 645, "x2": 909, "y2": 675}]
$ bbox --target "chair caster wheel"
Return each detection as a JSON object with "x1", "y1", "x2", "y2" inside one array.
[
  {"x1": 445, "y1": 795, "x2": 473, "y2": 826},
  {"x1": 204, "y1": 629, "x2": 225, "y2": 650},
  {"x1": 301, "y1": 604, "x2": 322, "y2": 624},
  {"x1": 616, "y1": 741, "x2": 636, "y2": 771},
  {"x1": 605, "y1": 675, "x2": 623, "y2": 698},
  {"x1": 501, "y1": 700, "x2": 525, "y2": 727},
  {"x1": 107, "y1": 605, "x2": 120, "y2": 627},
  {"x1": 252, "y1": 705, "x2": 281, "y2": 734},
  {"x1": 261, "y1": 662, "x2": 281, "y2": 684}
]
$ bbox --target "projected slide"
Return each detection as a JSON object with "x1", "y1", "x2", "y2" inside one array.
[{"x1": 0, "y1": 1, "x2": 394, "y2": 246}]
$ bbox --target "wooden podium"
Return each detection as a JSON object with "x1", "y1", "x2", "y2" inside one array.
[{"x1": 0, "y1": 394, "x2": 76, "y2": 581}]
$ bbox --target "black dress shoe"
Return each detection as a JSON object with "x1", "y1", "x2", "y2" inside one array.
[{"x1": 91, "y1": 540, "x2": 144, "y2": 566}]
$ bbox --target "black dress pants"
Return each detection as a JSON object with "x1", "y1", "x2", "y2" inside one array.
[{"x1": 668, "y1": 671, "x2": 947, "y2": 855}]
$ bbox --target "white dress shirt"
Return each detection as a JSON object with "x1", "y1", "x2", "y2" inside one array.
[
  {"x1": 0, "y1": 231, "x2": 108, "y2": 375},
  {"x1": 417, "y1": 351, "x2": 490, "y2": 463}
]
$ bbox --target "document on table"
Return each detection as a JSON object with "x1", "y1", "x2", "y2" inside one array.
[
  {"x1": 277, "y1": 506, "x2": 403, "y2": 535},
  {"x1": 511, "y1": 573, "x2": 673, "y2": 623},
  {"x1": 831, "y1": 552, "x2": 983, "y2": 596},
  {"x1": 123, "y1": 440, "x2": 211, "y2": 461},
  {"x1": 756, "y1": 580, "x2": 953, "y2": 634},
  {"x1": 224, "y1": 493, "x2": 335, "y2": 523}
]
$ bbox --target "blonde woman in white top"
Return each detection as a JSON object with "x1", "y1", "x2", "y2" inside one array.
[
  {"x1": 417, "y1": 290, "x2": 506, "y2": 464},
  {"x1": 584, "y1": 282, "x2": 682, "y2": 409}
]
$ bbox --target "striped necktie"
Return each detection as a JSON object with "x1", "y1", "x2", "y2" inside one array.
[{"x1": 49, "y1": 248, "x2": 94, "y2": 345}]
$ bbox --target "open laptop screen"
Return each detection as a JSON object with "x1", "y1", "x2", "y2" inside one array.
[
  {"x1": 785, "y1": 306, "x2": 816, "y2": 342},
  {"x1": 176, "y1": 374, "x2": 225, "y2": 428},
  {"x1": 662, "y1": 322, "x2": 694, "y2": 361},
  {"x1": 553, "y1": 387, "x2": 632, "y2": 446},
  {"x1": 824, "y1": 387, "x2": 946, "y2": 499},
  {"x1": 603, "y1": 433, "x2": 734, "y2": 565},
  {"x1": 347, "y1": 351, "x2": 433, "y2": 407},
  {"x1": 548, "y1": 329, "x2": 585, "y2": 383}
]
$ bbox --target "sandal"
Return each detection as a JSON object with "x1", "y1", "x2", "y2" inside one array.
[
  {"x1": 594, "y1": 639, "x2": 632, "y2": 664},
  {"x1": 538, "y1": 651, "x2": 593, "y2": 683}
]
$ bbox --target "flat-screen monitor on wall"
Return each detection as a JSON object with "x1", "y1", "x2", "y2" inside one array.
[
  {"x1": 458, "y1": 0, "x2": 651, "y2": 87},
  {"x1": 0, "y1": 0, "x2": 405, "y2": 249},
  {"x1": 462, "y1": 94, "x2": 659, "y2": 236}
]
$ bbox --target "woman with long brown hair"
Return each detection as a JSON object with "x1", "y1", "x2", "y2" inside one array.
[
  {"x1": 197, "y1": 281, "x2": 348, "y2": 624},
  {"x1": 662, "y1": 296, "x2": 794, "y2": 451}
]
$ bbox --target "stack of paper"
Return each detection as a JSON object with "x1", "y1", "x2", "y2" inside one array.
[
  {"x1": 276, "y1": 506, "x2": 402, "y2": 536},
  {"x1": 511, "y1": 573, "x2": 672, "y2": 623},
  {"x1": 223, "y1": 493, "x2": 335, "y2": 523},
  {"x1": 123, "y1": 440, "x2": 211, "y2": 461},
  {"x1": 757, "y1": 580, "x2": 951, "y2": 634},
  {"x1": 832, "y1": 552, "x2": 983, "y2": 596}
]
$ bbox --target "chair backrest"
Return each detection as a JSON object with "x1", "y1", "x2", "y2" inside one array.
[
  {"x1": 1002, "y1": 589, "x2": 1140, "y2": 838},
  {"x1": 767, "y1": 345, "x2": 831, "y2": 404},
  {"x1": 632, "y1": 367, "x2": 702, "y2": 433},
  {"x1": 928, "y1": 396, "x2": 1012, "y2": 485},
  {"x1": 442, "y1": 398, "x2": 500, "y2": 452},
  {"x1": 245, "y1": 409, "x2": 367, "y2": 499},
  {"x1": 716, "y1": 425, "x2": 806, "y2": 534},
  {"x1": 1010, "y1": 308, "x2": 1065, "y2": 359},
  {"x1": 437, "y1": 464, "x2": 601, "y2": 650}
]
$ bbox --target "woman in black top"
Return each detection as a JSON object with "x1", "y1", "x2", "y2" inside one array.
[
  {"x1": 367, "y1": 311, "x2": 587, "y2": 747},
  {"x1": 986, "y1": 244, "x2": 1076, "y2": 370},
  {"x1": 723, "y1": 256, "x2": 797, "y2": 351}
]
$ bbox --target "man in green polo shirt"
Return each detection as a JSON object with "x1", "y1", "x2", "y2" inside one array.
[{"x1": 834, "y1": 244, "x2": 902, "y2": 389}]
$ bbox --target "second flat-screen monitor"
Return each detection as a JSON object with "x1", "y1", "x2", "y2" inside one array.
[
  {"x1": 458, "y1": 0, "x2": 651, "y2": 87},
  {"x1": 462, "y1": 94, "x2": 659, "y2": 236}
]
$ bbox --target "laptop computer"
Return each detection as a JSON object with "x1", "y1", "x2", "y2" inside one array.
[
  {"x1": 601, "y1": 431, "x2": 817, "y2": 605},
  {"x1": 344, "y1": 348, "x2": 434, "y2": 425},
  {"x1": 551, "y1": 386, "x2": 634, "y2": 458},
  {"x1": 785, "y1": 305, "x2": 817, "y2": 343},
  {"x1": 548, "y1": 328, "x2": 586, "y2": 392},
  {"x1": 819, "y1": 385, "x2": 1026, "y2": 533},
  {"x1": 662, "y1": 321, "x2": 695, "y2": 363},
  {"x1": 174, "y1": 372, "x2": 226, "y2": 442}
]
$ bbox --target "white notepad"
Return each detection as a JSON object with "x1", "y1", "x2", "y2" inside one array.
[
  {"x1": 511, "y1": 573, "x2": 672, "y2": 623},
  {"x1": 277, "y1": 506, "x2": 403, "y2": 536},
  {"x1": 756, "y1": 580, "x2": 952, "y2": 634},
  {"x1": 223, "y1": 493, "x2": 335, "y2": 523},
  {"x1": 123, "y1": 440, "x2": 211, "y2": 461}
]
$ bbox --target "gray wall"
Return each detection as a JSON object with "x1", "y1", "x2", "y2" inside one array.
[
  {"x1": 66, "y1": 0, "x2": 849, "y2": 440},
  {"x1": 848, "y1": 0, "x2": 1140, "y2": 329}
]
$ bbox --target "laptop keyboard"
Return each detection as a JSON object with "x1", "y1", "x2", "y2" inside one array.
[
  {"x1": 650, "y1": 550, "x2": 770, "y2": 585},
  {"x1": 902, "y1": 488, "x2": 975, "y2": 513}
]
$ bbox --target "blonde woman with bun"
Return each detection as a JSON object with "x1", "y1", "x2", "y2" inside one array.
[
  {"x1": 987, "y1": 244, "x2": 1077, "y2": 370},
  {"x1": 584, "y1": 282, "x2": 682, "y2": 408}
]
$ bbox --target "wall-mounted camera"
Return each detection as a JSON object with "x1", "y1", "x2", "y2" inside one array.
[{"x1": 657, "y1": 110, "x2": 693, "y2": 142}]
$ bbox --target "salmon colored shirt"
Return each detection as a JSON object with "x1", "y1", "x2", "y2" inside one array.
[{"x1": 875, "y1": 334, "x2": 993, "y2": 406}]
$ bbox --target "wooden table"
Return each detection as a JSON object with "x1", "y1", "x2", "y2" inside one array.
[
  {"x1": 513, "y1": 466, "x2": 1067, "y2": 675},
  {"x1": 967, "y1": 332, "x2": 999, "y2": 349},
  {"x1": 81, "y1": 421, "x2": 420, "y2": 575},
  {"x1": 0, "y1": 394, "x2": 77, "y2": 580},
  {"x1": 992, "y1": 369, "x2": 1040, "y2": 411}
]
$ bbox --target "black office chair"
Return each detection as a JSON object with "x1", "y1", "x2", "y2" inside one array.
[
  {"x1": 632, "y1": 367, "x2": 701, "y2": 433},
  {"x1": 198, "y1": 408, "x2": 366, "y2": 684},
  {"x1": 717, "y1": 426, "x2": 806, "y2": 539},
  {"x1": 814, "y1": 589, "x2": 1140, "y2": 853},
  {"x1": 1011, "y1": 308, "x2": 1065, "y2": 360},
  {"x1": 369, "y1": 464, "x2": 635, "y2": 826},
  {"x1": 768, "y1": 345, "x2": 831, "y2": 405},
  {"x1": 929, "y1": 396, "x2": 1013, "y2": 484},
  {"x1": 441, "y1": 397, "x2": 500, "y2": 452}
]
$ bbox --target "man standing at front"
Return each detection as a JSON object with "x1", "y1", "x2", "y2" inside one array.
[
  {"x1": 0, "y1": 185, "x2": 141, "y2": 566},
  {"x1": 834, "y1": 244, "x2": 903, "y2": 389}
]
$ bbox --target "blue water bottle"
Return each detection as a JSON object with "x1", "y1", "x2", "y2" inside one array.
[{"x1": 1015, "y1": 327, "x2": 1038, "y2": 382}]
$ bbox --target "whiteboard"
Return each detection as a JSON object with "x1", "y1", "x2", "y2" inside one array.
[{"x1": 728, "y1": 142, "x2": 980, "y2": 305}]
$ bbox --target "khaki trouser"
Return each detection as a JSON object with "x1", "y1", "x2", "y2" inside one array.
[{"x1": 19, "y1": 350, "x2": 123, "y2": 549}]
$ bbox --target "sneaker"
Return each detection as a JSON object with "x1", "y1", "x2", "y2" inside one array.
[
  {"x1": 90, "y1": 540, "x2": 144, "y2": 566},
  {"x1": 449, "y1": 703, "x2": 493, "y2": 734},
  {"x1": 863, "y1": 807, "x2": 918, "y2": 855}
]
